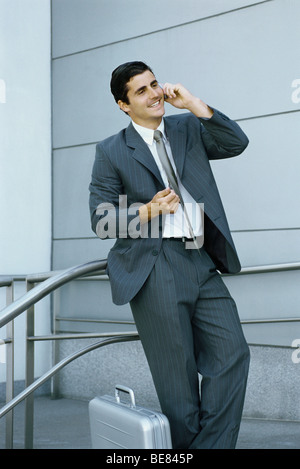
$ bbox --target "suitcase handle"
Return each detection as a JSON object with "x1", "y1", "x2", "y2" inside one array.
[{"x1": 115, "y1": 384, "x2": 136, "y2": 408}]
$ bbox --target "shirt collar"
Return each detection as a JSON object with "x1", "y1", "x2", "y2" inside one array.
[{"x1": 132, "y1": 119, "x2": 166, "y2": 146}]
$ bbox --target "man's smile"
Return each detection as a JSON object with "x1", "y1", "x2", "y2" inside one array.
[{"x1": 149, "y1": 99, "x2": 162, "y2": 108}]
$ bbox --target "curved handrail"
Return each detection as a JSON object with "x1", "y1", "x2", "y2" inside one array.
[
  {"x1": 232, "y1": 261, "x2": 300, "y2": 276},
  {"x1": 0, "y1": 259, "x2": 107, "y2": 329},
  {"x1": 0, "y1": 257, "x2": 300, "y2": 448},
  {"x1": 1, "y1": 259, "x2": 300, "y2": 330},
  {"x1": 0, "y1": 277, "x2": 13, "y2": 287},
  {"x1": 0, "y1": 333, "x2": 139, "y2": 419}
]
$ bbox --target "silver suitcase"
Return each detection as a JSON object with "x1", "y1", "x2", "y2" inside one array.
[{"x1": 89, "y1": 384, "x2": 172, "y2": 449}]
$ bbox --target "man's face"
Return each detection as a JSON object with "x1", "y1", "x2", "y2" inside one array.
[{"x1": 118, "y1": 70, "x2": 165, "y2": 129}]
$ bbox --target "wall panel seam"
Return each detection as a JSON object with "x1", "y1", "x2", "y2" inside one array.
[
  {"x1": 237, "y1": 109, "x2": 300, "y2": 122},
  {"x1": 52, "y1": 108, "x2": 300, "y2": 151},
  {"x1": 232, "y1": 228, "x2": 300, "y2": 233},
  {"x1": 51, "y1": 0, "x2": 275, "y2": 60}
]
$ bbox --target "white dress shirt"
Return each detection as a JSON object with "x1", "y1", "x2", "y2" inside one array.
[{"x1": 132, "y1": 119, "x2": 203, "y2": 238}]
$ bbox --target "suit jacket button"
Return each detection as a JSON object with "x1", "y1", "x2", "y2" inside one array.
[{"x1": 152, "y1": 249, "x2": 159, "y2": 256}]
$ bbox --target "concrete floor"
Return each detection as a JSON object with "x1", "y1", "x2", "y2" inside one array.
[{"x1": 1, "y1": 396, "x2": 300, "y2": 449}]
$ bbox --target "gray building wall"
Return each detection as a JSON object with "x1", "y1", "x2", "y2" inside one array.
[
  {"x1": 0, "y1": 0, "x2": 52, "y2": 385},
  {"x1": 51, "y1": 0, "x2": 300, "y2": 418}
]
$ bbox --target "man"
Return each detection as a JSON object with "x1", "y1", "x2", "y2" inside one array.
[{"x1": 89, "y1": 61, "x2": 250, "y2": 449}]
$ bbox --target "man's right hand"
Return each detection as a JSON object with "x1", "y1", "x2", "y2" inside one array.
[{"x1": 139, "y1": 188, "x2": 180, "y2": 224}]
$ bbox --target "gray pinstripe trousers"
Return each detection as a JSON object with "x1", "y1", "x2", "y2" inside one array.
[{"x1": 130, "y1": 239, "x2": 250, "y2": 449}]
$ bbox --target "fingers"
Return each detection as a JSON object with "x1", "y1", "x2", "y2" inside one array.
[
  {"x1": 161, "y1": 82, "x2": 197, "y2": 111},
  {"x1": 155, "y1": 188, "x2": 180, "y2": 214},
  {"x1": 153, "y1": 187, "x2": 173, "y2": 201},
  {"x1": 167, "y1": 197, "x2": 180, "y2": 214},
  {"x1": 155, "y1": 188, "x2": 178, "y2": 203},
  {"x1": 144, "y1": 188, "x2": 180, "y2": 222},
  {"x1": 156, "y1": 187, "x2": 172, "y2": 198},
  {"x1": 162, "y1": 83, "x2": 179, "y2": 99},
  {"x1": 163, "y1": 190, "x2": 179, "y2": 205}
]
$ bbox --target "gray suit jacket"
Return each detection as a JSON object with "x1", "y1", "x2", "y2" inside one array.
[{"x1": 89, "y1": 109, "x2": 249, "y2": 305}]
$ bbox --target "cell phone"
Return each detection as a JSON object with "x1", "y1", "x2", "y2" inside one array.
[{"x1": 158, "y1": 83, "x2": 168, "y2": 100}]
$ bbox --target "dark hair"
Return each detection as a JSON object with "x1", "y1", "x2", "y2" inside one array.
[{"x1": 110, "y1": 61, "x2": 154, "y2": 104}]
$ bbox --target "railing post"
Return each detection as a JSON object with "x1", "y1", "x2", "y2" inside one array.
[
  {"x1": 24, "y1": 280, "x2": 35, "y2": 449},
  {"x1": 51, "y1": 289, "x2": 60, "y2": 398},
  {"x1": 5, "y1": 282, "x2": 14, "y2": 449}
]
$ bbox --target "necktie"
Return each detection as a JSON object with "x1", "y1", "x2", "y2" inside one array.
[
  {"x1": 153, "y1": 130, "x2": 200, "y2": 247},
  {"x1": 153, "y1": 130, "x2": 182, "y2": 202}
]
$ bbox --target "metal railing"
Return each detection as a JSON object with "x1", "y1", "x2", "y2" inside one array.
[
  {"x1": 1, "y1": 259, "x2": 300, "y2": 449},
  {"x1": 0, "y1": 259, "x2": 138, "y2": 449}
]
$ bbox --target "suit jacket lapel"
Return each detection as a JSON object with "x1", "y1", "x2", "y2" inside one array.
[
  {"x1": 125, "y1": 122, "x2": 164, "y2": 186},
  {"x1": 125, "y1": 117, "x2": 187, "y2": 184}
]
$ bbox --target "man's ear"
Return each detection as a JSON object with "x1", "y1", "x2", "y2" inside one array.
[{"x1": 118, "y1": 100, "x2": 130, "y2": 114}]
